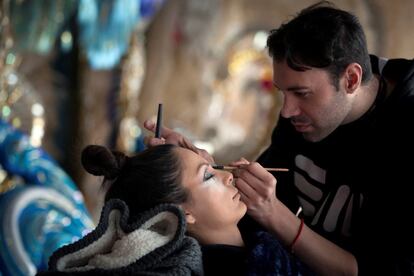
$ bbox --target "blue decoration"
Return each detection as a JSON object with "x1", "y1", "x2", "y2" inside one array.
[
  {"x1": 134, "y1": 131, "x2": 147, "y2": 152},
  {"x1": 10, "y1": 0, "x2": 78, "y2": 54},
  {"x1": 78, "y1": 0, "x2": 165, "y2": 69},
  {"x1": 78, "y1": 0, "x2": 141, "y2": 69},
  {"x1": 140, "y1": 0, "x2": 165, "y2": 21},
  {"x1": 0, "y1": 120, "x2": 94, "y2": 275},
  {"x1": 8, "y1": 0, "x2": 164, "y2": 68}
]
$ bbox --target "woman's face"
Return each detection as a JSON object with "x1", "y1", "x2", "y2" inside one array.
[{"x1": 175, "y1": 148, "x2": 247, "y2": 230}]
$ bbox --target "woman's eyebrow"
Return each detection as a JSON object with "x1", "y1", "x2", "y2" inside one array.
[{"x1": 197, "y1": 162, "x2": 210, "y2": 174}]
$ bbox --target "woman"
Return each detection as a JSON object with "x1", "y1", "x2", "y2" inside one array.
[{"x1": 41, "y1": 144, "x2": 312, "y2": 275}]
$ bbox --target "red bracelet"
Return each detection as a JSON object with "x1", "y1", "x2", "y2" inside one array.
[{"x1": 289, "y1": 218, "x2": 304, "y2": 253}]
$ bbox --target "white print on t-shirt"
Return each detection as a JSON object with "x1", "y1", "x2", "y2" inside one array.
[{"x1": 294, "y1": 154, "x2": 362, "y2": 237}]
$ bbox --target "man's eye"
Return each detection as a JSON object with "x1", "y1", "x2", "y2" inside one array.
[
  {"x1": 203, "y1": 171, "x2": 215, "y2": 182},
  {"x1": 295, "y1": 91, "x2": 310, "y2": 98}
]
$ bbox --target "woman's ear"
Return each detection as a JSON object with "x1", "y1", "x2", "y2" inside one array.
[
  {"x1": 185, "y1": 212, "x2": 196, "y2": 225},
  {"x1": 180, "y1": 205, "x2": 196, "y2": 225}
]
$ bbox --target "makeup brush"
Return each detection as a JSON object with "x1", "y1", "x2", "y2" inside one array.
[
  {"x1": 155, "y1": 103, "x2": 163, "y2": 138},
  {"x1": 212, "y1": 165, "x2": 289, "y2": 172}
]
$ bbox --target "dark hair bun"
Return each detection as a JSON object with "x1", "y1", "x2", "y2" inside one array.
[{"x1": 81, "y1": 145, "x2": 128, "y2": 180}]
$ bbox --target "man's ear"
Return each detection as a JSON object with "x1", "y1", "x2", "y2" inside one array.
[{"x1": 344, "y1": 63, "x2": 362, "y2": 93}]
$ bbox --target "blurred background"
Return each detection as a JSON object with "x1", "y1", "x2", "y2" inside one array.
[{"x1": 1, "y1": 0, "x2": 414, "y2": 274}]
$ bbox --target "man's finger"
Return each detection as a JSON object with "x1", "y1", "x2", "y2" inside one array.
[
  {"x1": 229, "y1": 157, "x2": 250, "y2": 167},
  {"x1": 238, "y1": 189, "x2": 250, "y2": 206},
  {"x1": 238, "y1": 168, "x2": 262, "y2": 187},
  {"x1": 143, "y1": 120, "x2": 156, "y2": 132},
  {"x1": 244, "y1": 162, "x2": 277, "y2": 187},
  {"x1": 144, "y1": 119, "x2": 175, "y2": 137},
  {"x1": 235, "y1": 177, "x2": 258, "y2": 201},
  {"x1": 145, "y1": 137, "x2": 166, "y2": 147}
]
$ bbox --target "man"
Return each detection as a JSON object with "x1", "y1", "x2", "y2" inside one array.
[{"x1": 146, "y1": 2, "x2": 414, "y2": 275}]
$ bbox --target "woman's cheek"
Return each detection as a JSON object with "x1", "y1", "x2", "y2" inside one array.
[{"x1": 201, "y1": 177, "x2": 225, "y2": 191}]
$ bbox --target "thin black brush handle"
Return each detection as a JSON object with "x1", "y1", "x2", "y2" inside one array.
[{"x1": 155, "y1": 103, "x2": 163, "y2": 138}]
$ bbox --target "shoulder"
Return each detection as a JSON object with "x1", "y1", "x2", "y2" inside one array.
[
  {"x1": 369, "y1": 55, "x2": 414, "y2": 124},
  {"x1": 370, "y1": 54, "x2": 414, "y2": 81},
  {"x1": 370, "y1": 55, "x2": 414, "y2": 98}
]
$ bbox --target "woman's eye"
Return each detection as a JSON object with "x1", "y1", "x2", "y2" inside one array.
[{"x1": 203, "y1": 171, "x2": 215, "y2": 182}]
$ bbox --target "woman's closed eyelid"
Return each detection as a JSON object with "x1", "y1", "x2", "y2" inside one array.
[{"x1": 203, "y1": 170, "x2": 215, "y2": 182}]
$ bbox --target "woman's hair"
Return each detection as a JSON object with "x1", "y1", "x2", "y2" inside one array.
[
  {"x1": 267, "y1": 1, "x2": 373, "y2": 90},
  {"x1": 81, "y1": 144, "x2": 188, "y2": 217}
]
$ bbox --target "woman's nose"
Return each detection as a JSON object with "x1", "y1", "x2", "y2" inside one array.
[
  {"x1": 224, "y1": 171, "x2": 234, "y2": 186},
  {"x1": 217, "y1": 170, "x2": 233, "y2": 186}
]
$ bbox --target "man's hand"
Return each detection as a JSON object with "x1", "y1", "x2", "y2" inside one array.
[
  {"x1": 228, "y1": 157, "x2": 250, "y2": 167},
  {"x1": 143, "y1": 119, "x2": 214, "y2": 163},
  {"x1": 234, "y1": 162, "x2": 278, "y2": 226}
]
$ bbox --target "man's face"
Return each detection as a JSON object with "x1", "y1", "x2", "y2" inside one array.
[{"x1": 273, "y1": 60, "x2": 352, "y2": 142}]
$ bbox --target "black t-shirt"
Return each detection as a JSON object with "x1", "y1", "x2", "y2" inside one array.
[
  {"x1": 244, "y1": 56, "x2": 414, "y2": 276},
  {"x1": 201, "y1": 244, "x2": 248, "y2": 276}
]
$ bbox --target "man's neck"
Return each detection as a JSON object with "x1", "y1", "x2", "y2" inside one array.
[{"x1": 346, "y1": 76, "x2": 380, "y2": 123}]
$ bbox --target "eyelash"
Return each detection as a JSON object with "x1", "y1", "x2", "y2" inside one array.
[{"x1": 203, "y1": 170, "x2": 215, "y2": 182}]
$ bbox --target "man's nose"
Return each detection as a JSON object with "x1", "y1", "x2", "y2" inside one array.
[{"x1": 280, "y1": 95, "x2": 300, "y2": 118}]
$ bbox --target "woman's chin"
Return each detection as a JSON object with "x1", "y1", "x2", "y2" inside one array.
[{"x1": 238, "y1": 202, "x2": 248, "y2": 218}]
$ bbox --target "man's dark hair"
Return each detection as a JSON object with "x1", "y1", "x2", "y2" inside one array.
[
  {"x1": 267, "y1": 1, "x2": 372, "y2": 89},
  {"x1": 82, "y1": 144, "x2": 188, "y2": 218}
]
